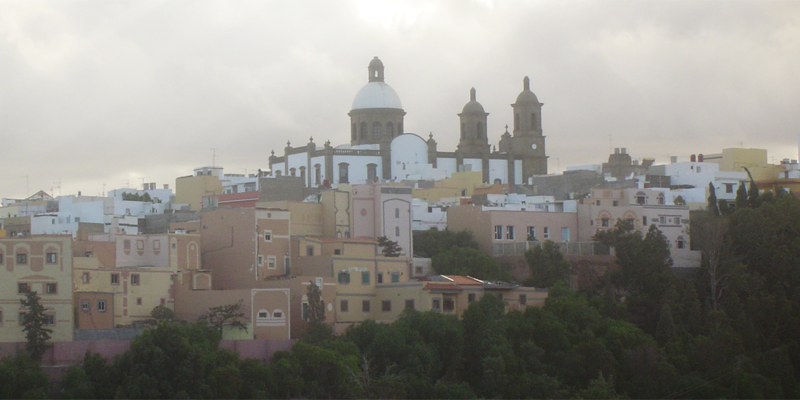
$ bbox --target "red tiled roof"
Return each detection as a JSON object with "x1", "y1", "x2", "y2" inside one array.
[
  {"x1": 443, "y1": 275, "x2": 484, "y2": 285},
  {"x1": 424, "y1": 282, "x2": 462, "y2": 291}
]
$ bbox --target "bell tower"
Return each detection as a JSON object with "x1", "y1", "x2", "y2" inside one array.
[
  {"x1": 456, "y1": 88, "x2": 490, "y2": 155},
  {"x1": 509, "y1": 76, "x2": 547, "y2": 179}
]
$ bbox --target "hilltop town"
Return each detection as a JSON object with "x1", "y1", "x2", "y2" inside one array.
[{"x1": 2, "y1": 58, "x2": 800, "y2": 395}]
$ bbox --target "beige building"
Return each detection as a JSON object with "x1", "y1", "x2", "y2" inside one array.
[
  {"x1": 577, "y1": 188, "x2": 700, "y2": 268},
  {"x1": 412, "y1": 171, "x2": 485, "y2": 202},
  {"x1": 0, "y1": 235, "x2": 74, "y2": 343},
  {"x1": 703, "y1": 148, "x2": 779, "y2": 181},
  {"x1": 201, "y1": 207, "x2": 291, "y2": 289},
  {"x1": 72, "y1": 232, "x2": 201, "y2": 328},
  {"x1": 175, "y1": 166, "x2": 225, "y2": 211}
]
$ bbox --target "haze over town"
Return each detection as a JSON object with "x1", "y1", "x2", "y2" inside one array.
[{"x1": 2, "y1": 0, "x2": 799, "y2": 199}]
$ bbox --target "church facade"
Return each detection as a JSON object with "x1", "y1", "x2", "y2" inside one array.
[{"x1": 268, "y1": 57, "x2": 548, "y2": 187}]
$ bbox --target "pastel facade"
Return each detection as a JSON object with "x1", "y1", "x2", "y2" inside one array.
[
  {"x1": 200, "y1": 207, "x2": 291, "y2": 290},
  {"x1": 0, "y1": 235, "x2": 74, "y2": 343},
  {"x1": 351, "y1": 184, "x2": 413, "y2": 256},
  {"x1": 175, "y1": 166, "x2": 225, "y2": 211},
  {"x1": 577, "y1": 188, "x2": 700, "y2": 268},
  {"x1": 447, "y1": 204, "x2": 579, "y2": 256}
]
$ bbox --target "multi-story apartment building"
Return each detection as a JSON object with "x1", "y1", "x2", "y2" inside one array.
[{"x1": 0, "y1": 235, "x2": 74, "y2": 342}]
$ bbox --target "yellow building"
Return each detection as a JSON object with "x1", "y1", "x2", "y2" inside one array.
[
  {"x1": 703, "y1": 148, "x2": 779, "y2": 181},
  {"x1": 72, "y1": 232, "x2": 201, "y2": 328},
  {"x1": 0, "y1": 235, "x2": 74, "y2": 343},
  {"x1": 412, "y1": 171, "x2": 486, "y2": 202},
  {"x1": 175, "y1": 166, "x2": 225, "y2": 211}
]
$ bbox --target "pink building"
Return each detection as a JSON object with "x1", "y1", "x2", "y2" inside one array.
[{"x1": 351, "y1": 184, "x2": 413, "y2": 256}]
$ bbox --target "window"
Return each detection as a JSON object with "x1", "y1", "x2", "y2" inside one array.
[
  {"x1": 268, "y1": 256, "x2": 276, "y2": 269},
  {"x1": 302, "y1": 303, "x2": 309, "y2": 321},
  {"x1": 362, "y1": 272, "x2": 370, "y2": 285},
  {"x1": 46, "y1": 283, "x2": 57, "y2": 294},
  {"x1": 16, "y1": 254, "x2": 27, "y2": 264},
  {"x1": 264, "y1": 230, "x2": 272, "y2": 242},
  {"x1": 543, "y1": 227, "x2": 550, "y2": 239},
  {"x1": 273, "y1": 311, "x2": 283, "y2": 318},
  {"x1": 334, "y1": 249, "x2": 341, "y2": 255},
  {"x1": 506, "y1": 225, "x2": 515, "y2": 240},
  {"x1": 468, "y1": 293, "x2": 476, "y2": 303},
  {"x1": 527, "y1": 226, "x2": 536, "y2": 241},
  {"x1": 725, "y1": 183, "x2": 734, "y2": 193},
  {"x1": 676, "y1": 236, "x2": 686, "y2": 249},
  {"x1": 82, "y1": 273, "x2": 89, "y2": 283},
  {"x1": 258, "y1": 310, "x2": 269, "y2": 319},
  {"x1": 432, "y1": 299, "x2": 441, "y2": 310},
  {"x1": 306, "y1": 246, "x2": 314, "y2": 256},
  {"x1": 258, "y1": 255, "x2": 264, "y2": 266},
  {"x1": 137, "y1": 297, "x2": 142, "y2": 305},
  {"x1": 18, "y1": 312, "x2": 27, "y2": 325},
  {"x1": 601, "y1": 218, "x2": 610, "y2": 227},
  {"x1": 395, "y1": 226, "x2": 400, "y2": 237},
  {"x1": 111, "y1": 274, "x2": 119, "y2": 285},
  {"x1": 494, "y1": 225, "x2": 503, "y2": 240},
  {"x1": 415, "y1": 266, "x2": 423, "y2": 275},
  {"x1": 97, "y1": 300, "x2": 107, "y2": 312},
  {"x1": 443, "y1": 298, "x2": 454, "y2": 312},
  {"x1": 613, "y1": 200, "x2": 619, "y2": 206},
  {"x1": 362, "y1": 300, "x2": 371, "y2": 312},
  {"x1": 340, "y1": 300, "x2": 349, "y2": 312},
  {"x1": 44, "y1": 315, "x2": 54, "y2": 326},
  {"x1": 0, "y1": 254, "x2": 3, "y2": 264},
  {"x1": 81, "y1": 300, "x2": 90, "y2": 311},
  {"x1": 377, "y1": 273, "x2": 383, "y2": 284},
  {"x1": 395, "y1": 208, "x2": 400, "y2": 218},
  {"x1": 643, "y1": 216, "x2": 648, "y2": 226},
  {"x1": 391, "y1": 272, "x2": 400, "y2": 283},
  {"x1": 299, "y1": 166, "x2": 306, "y2": 181},
  {"x1": 367, "y1": 164, "x2": 377, "y2": 182},
  {"x1": 338, "y1": 163, "x2": 349, "y2": 183},
  {"x1": 561, "y1": 227, "x2": 570, "y2": 242},
  {"x1": 382, "y1": 300, "x2": 391, "y2": 312},
  {"x1": 635, "y1": 191, "x2": 646, "y2": 205},
  {"x1": 405, "y1": 300, "x2": 415, "y2": 310},
  {"x1": 372, "y1": 121, "x2": 382, "y2": 140},
  {"x1": 338, "y1": 272, "x2": 350, "y2": 284},
  {"x1": 131, "y1": 274, "x2": 140, "y2": 285},
  {"x1": 124, "y1": 240, "x2": 131, "y2": 250},
  {"x1": 520, "y1": 294, "x2": 527, "y2": 305},
  {"x1": 18, "y1": 283, "x2": 30, "y2": 294},
  {"x1": 657, "y1": 193, "x2": 665, "y2": 205}
]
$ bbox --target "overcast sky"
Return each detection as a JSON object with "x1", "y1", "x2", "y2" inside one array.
[{"x1": 2, "y1": 0, "x2": 799, "y2": 199}]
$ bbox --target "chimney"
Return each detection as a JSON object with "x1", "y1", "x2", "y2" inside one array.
[
  {"x1": 670, "y1": 156, "x2": 678, "y2": 164},
  {"x1": 621, "y1": 148, "x2": 627, "y2": 154},
  {"x1": 690, "y1": 154, "x2": 696, "y2": 162},
  {"x1": 614, "y1": 148, "x2": 620, "y2": 154},
  {"x1": 698, "y1": 154, "x2": 704, "y2": 162}
]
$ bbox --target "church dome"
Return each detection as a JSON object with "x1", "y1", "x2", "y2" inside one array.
[
  {"x1": 351, "y1": 57, "x2": 403, "y2": 110},
  {"x1": 461, "y1": 87, "x2": 486, "y2": 115},
  {"x1": 352, "y1": 82, "x2": 403, "y2": 110},
  {"x1": 515, "y1": 76, "x2": 539, "y2": 104}
]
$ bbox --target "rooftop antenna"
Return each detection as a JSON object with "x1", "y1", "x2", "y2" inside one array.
[
  {"x1": 101, "y1": 182, "x2": 106, "y2": 197},
  {"x1": 123, "y1": 179, "x2": 130, "y2": 188},
  {"x1": 53, "y1": 178, "x2": 61, "y2": 197},
  {"x1": 211, "y1": 148, "x2": 216, "y2": 168}
]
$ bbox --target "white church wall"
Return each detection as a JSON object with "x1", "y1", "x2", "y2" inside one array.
[
  {"x1": 391, "y1": 134, "x2": 430, "y2": 180},
  {"x1": 286, "y1": 153, "x2": 310, "y2": 177},
  {"x1": 462, "y1": 158, "x2": 482, "y2": 174},
  {"x1": 488, "y1": 159, "x2": 508, "y2": 183},
  {"x1": 438, "y1": 158, "x2": 458, "y2": 177},
  {"x1": 515, "y1": 160, "x2": 523, "y2": 184},
  {"x1": 333, "y1": 154, "x2": 382, "y2": 185}
]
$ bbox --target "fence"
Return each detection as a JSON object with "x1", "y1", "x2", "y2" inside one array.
[{"x1": 492, "y1": 241, "x2": 610, "y2": 257}]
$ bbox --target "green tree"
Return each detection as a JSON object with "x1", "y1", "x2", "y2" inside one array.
[
  {"x1": 151, "y1": 305, "x2": 175, "y2": 321},
  {"x1": 690, "y1": 211, "x2": 737, "y2": 310},
  {"x1": 199, "y1": 299, "x2": 248, "y2": 336},
  {"x1": 735, "y1": 181, "x2": 748, "y2": 209},
  {"x1": 20, "y1": 290, "x2": 53, "y2": 363},
  {"x1": 707, "y1": 182, "x2": 719, "y2": 216},
  {"x1": 377, "y1": 235, "x2": 402, "y2": 257},
  {"x1": 525, "y1": 240, "x2": 571, "y2": 288},
  {"x1": 432, "y1": 247, "x2": 511, "y2": 281},
  {"x1": 0, "y1": 352, "x2": 50, "y2": 399},
  {"x1": 748, "y1": 181, "x2": 760, "y2": 207},
  {"x1": 302, "y1": 282, "x2": 333, "y2": 343}
]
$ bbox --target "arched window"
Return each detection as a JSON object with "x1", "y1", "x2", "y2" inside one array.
[
  {"x1": 314, "y1": 164, "x2": 321, "y2": 185},
  {"x1": 386, "y1": 122, "x2": 394, "y2": 137},
  {"x1": 635, "y1": 191, "x2": 646, "y2": 205},
  {"x1": 338, "y1": 163, "x2": 349, "y2": 184},
  {"x1": 477, "y1": 122, "x2": 483, "y2": 138},
  {"x1": 360, "y1": 122, "x2": 367, "y2": 139},
  {"x1": 367, "y1": 164, "x2": 377, "y2": 182},
  {"x1": 531, "y1": 113, "x2": 537, "y2": 130},
  {"x1": 372, "y1": 122, "x2": 382, "y2": 140},
  {"x1": 494, "y1": 178, "x2": 502, "y2": 184},
  {"x1": 461, "y1": 122, "x2": 466, "y2": 139},
  {"x1": 514, "y1": 113, "x2": 520, "y2": 131},
  {"x1": 657, "y1": 193, "x2": 665, "y2": 205},
  {"x1": 351, "y1": 123, "x2": 356, "y2": 140},
  {"x1": 395, "y1": 208, "x2": 400, "y2": 218},
  {"x1": 676, "y1": 236, "x2": 686, "y2": 249},
  {"x1": 395, "y1": 226, "x2": 400, "y2": 237},
  {"x1": 398, "y1": 122, "x2": 403, "y2": 134},
  {"x1": 299, "y1": 166, "x2": 306, "y2": 181}
]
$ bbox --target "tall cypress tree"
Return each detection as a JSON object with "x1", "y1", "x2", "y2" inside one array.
[
  {"x1": 20, "y1": 290, "x2": 53, "y2": 363},
  {"x1": 735, "y1": 182, "x2": 748, "y2": 210},
  {"x1": 748, "y1": 181, "x2": 760, "y2": 207},
  {"x1": 707, "y1": 182, "x2": 720, "y2": 216}
]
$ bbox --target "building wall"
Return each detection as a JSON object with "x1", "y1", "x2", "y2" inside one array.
[
  {"x1": 321, "y1": 189, "x2": 352, "y2": 238},
  {"x1": 259, "y1": 201, "x2": 324, "y2": 237},
  {"x1": 0, "y1": 235, "x2": 74, "y2": 343},
  {"x1": 175, "y1": 175, "x2": 224, "y2": 211}
]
